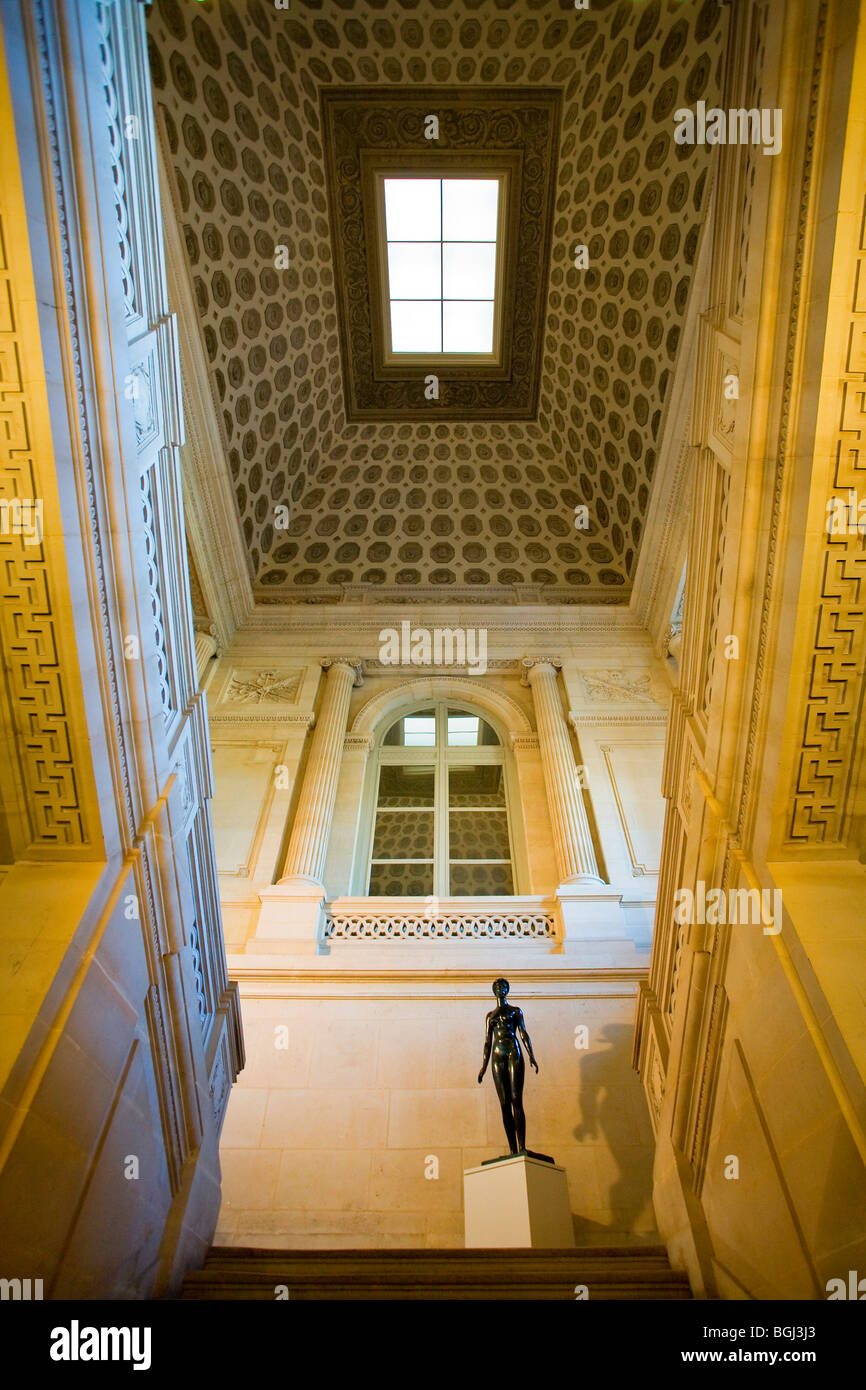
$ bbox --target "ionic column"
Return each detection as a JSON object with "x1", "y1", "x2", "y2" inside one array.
[
  {"x1": 278, "y1": 658, "x2": 363, "y2": 888},
  {"x1": 522, "y1": 658, "x2": 603, "y2": 885}
]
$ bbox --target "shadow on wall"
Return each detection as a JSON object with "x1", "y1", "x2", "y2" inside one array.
[{"x1": 571, "y1": 1023, "x2": 657, "y2": 1244}]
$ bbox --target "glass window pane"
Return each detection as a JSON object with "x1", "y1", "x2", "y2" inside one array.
[
  {"x1": 448, "y1": 764, "x2": 505, "y2": 806},
  {"x1": 369, "y1": 862, "x2": 434, "y2": 896},
  {"x1": 403, "y1": 716, "x2": 436, "y2": 746},
  {"x1": 442, "y1": 179, "x2": 499, "y2": 241},
  {"x1": 442, "y1": 300, "x2": 494, "y2": 353},
  {"x1": 388, "y1": 242, "x2": 441, "y2": 300},
  {"x1": 443, "y1": 243, "x2": 496, "y2": 300},
  {"x1": 449, "y1": 862, "x2": 513, "y2": 896},
  {"x1": 384, "y1": 711, "x2": 435, "y2": 746},
  {"x1": 377, "y1": 764, "x2": 435, "y2": 806},
  {"x1": 390, "y1": 300, "x2": 441, "y2": 353},
  {"x1": 449, "y1": 810, "x2": 510, "y2": 859},
  {"x1": 446, "y1": 715, "x2": 479, "y2": 746},
  {"x1": 447, "y1": 710, "x2": 499, "y2": 746},
  {"x1": 384, "y1": 178, "x2": 441, "y2": 241},
  {"x1": 372, "y1": 810, "x2": 434, "y2": 860}
]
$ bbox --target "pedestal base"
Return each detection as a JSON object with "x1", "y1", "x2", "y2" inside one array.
[{"x1": 463, "y1": 1154, "x2": 574, "y2": 1248}]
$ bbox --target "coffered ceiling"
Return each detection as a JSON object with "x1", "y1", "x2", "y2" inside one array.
[{"x1": 147, "y1": 0, "x2": 725, "y2": 604}]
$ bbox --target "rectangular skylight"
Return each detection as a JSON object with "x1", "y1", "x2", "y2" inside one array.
[{"x1": 383, "y1": 177, "x2": 499, "y2": 354}]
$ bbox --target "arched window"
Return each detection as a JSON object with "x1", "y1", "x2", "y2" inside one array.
[{"x1": 363, "y1": 701, "x2": 516, "y2": 897}]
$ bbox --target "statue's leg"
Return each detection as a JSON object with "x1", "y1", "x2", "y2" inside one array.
[
  {"x1": 492, "y1": 1055, "x2": 518, "y2": 1153},
  {"x1": 509, "y1": 1050, "x2": 526, "y2": 1152}
]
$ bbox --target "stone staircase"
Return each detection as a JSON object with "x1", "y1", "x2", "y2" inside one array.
[{"x1": 180, "y1": 1245, "x2": 692, "y2": 1300}]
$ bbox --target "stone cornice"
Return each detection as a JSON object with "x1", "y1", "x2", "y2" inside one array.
[{"x1": 156, "y1": 131, "x2": 253, "y2": 651}]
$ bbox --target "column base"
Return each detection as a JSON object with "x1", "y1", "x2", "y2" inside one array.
[{"x1": 253, "y1": 879, "x2": 326, "y2": 954}]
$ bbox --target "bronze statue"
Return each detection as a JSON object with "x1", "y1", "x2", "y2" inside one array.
[{"x1": 478, "y1": 978, "x2": 548, "y2": 1160}]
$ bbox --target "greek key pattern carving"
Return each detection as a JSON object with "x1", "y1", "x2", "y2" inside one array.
[
  {"x1": 791, "y1": 193, "x2": 866, "y2": 842},
  {"x1": 0, "y1": 207, "x2": 85, "y2": 846},
  {"x1": 325, "y1": 910, "x2": 555, "y2": 940},
  {"x1": 738, "y1": 2, "x2": 828, "y2": 839}
]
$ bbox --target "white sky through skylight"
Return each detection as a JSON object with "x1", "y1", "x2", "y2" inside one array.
[{"x1": 383, "y1": 178, "x2": 499, "y2": 353}]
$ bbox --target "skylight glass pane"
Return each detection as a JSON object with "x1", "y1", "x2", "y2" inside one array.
[
  {"x1": 442, "y1": 243, "x2": 496, "y2": 300},
  {"x1": 390, "y1": 301, "x2": 442, "y2": 353},
  {"x1": 384, "y1": 179, "x2": 441, "y2": 241},
  {"x1": 443, "y1": 300, "x2": 494, "y2": 353},
  {"x1": 403, "y1": 716, "x2": 436, "y2": 747},
  {"x1": 388, "y1": 243, "x2": 441, "y2": 300},
  {"x1": 442, "y1": 179, "x2": 499, "y2": 241}
]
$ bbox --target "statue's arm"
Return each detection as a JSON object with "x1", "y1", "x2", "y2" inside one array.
[
  {"x1": 517, "y1": 1011, "x2": 539, "y2": 1072},
  {"x1": 478, "y1": 1013, "x2": 493, "y2": 1083}
]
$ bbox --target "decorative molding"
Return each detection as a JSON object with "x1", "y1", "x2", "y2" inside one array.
[
  {"x1": 222, "y1": 669, "x2": 304, "y2": 706},
  {"x1": 0, "y1": 190, "x2": 86, "y2": 848},
  {"x1": 344, "y1": 734, "x2": 374, "y2": 753},
  {"x1": 155, "y1": 131, "x2": 253, "y2": 652},
  {"x1": 790, "y1": 185, "x2": 866, "y2": 842},
  {"x1": 253, "y1": 584, "x2": 631, "y2": 609},
  {"x1": 322, "y1": 87, "x2": 561, "y2": 422},
  {"x1": 736, "y1": 0, "x2": 829, "y2": 841},
  {"x1": 351, "y1": 676, "x2": 533, "y2": 738},
  {"x1": 321, "y1": 657, "x2": 365, "y2": 687},
  {"x1": 510, "y1": 733, "x2": 540, "y2": 752},
  {"x1": 570, "y1": 711, "x2": 668, "y2": 727},
  {"x1": 520, "y1": 656, "x2": 561, "y2": 686},
  {"x1": 579, "y1": 670, "x2": 664, "y2": 706},
  {"x1": 325, "y1": 903, "x2": 556, "y2": 941}
]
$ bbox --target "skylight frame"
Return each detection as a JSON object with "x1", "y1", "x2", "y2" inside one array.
[
  {"x1": 377, "y1": 173, "x2": 507, "y2": 362},
  {"x1": 360, "y1": 148, "x2": 521, "y2": 381}
]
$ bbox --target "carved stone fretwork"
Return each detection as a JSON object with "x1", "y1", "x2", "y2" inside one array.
[
  {"x1": 790, "y1": 192, "x2": 866, "y2": 843},
  {"x1": 322, "y1": 87, "x2": 561, "y2": 422},
  {"x1": 223, "y1": 670, "x2": 303, "y2": 707},
  {"x1": 736, "y1": 1, "x2": 829, "y2": 840},
  {"x1": 579, "y1": 670, "x2": 662, "y2": 706},
  {"x1": 325, "y1": 903, "x2": 556, "y2": 941},
  {"x1": 0, "y1": 182, "x2": 86, "y2": 848}
]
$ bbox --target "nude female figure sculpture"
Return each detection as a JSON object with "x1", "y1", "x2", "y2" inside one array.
[{"x1": 477, "y1": 977, "x2": 539, "y2": 1155}]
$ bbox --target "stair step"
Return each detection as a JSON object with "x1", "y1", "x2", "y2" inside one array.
[{"x1": 181, "y1": 1246, "x2": 691, "y2": 1300}]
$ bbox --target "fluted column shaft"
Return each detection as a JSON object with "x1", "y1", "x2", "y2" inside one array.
[
  {"x1": 279, "y1": 659, "x2": 359, "y2": 887},
  {"x1": 524, "y1": 660, "x2": 602, "y2": 885}
]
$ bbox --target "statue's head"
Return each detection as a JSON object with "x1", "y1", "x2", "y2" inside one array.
[{"x1": 492, "y1": 977, "x2": 510, "y2": 1001}]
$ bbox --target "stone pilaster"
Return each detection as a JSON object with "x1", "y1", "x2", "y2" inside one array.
[
  {"x1": 279, "y1": 658, "x2": 363, "y2": 886},
  {"x1": 255, "y1": 658, "x2": 363, "y2": 952},
  {"x1": 521, "y1": 658, "x2": 603, "y2": 886}
]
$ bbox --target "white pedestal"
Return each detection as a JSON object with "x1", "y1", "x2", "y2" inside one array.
[{"x1": 463, "y1": 1155, "x2": 575, "y2": 1248}]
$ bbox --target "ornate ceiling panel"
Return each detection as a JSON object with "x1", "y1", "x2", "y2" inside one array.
[{"x1": 147, "y1": 0, "x2": 725, "y2": 604}]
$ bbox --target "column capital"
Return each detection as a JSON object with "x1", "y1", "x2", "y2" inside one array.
[
  {"x1": 321, "y1": 657, "x2": 365, "y2": 686},
  {"x1": 521, "y1": 656, "x2": 562, "y2": 686}
]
